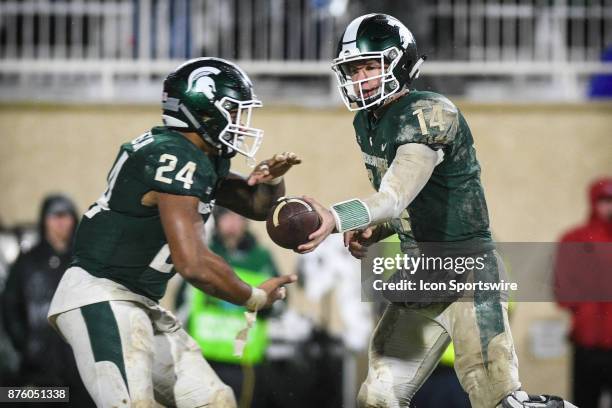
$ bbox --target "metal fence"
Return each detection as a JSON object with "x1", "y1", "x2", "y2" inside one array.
[
  {"x1": 423, "y1": 0, "x2": 612, "y2": 73},
  {"x1": 0, "y1": 0, "x2": 611, "y2": 102}
]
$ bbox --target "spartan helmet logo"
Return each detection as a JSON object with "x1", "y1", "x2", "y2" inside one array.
[{"x1": 186, "y1": 67, "x2": 221, "y2": 99}]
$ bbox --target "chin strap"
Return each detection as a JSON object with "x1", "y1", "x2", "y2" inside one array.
[{"x1": 178, "y1": 103, "x2": 224, "y2": 154}]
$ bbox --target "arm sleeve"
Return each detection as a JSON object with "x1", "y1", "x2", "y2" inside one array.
[
  {"x1": 363, "y1": 143, "x2": 438, "y2": 223},
  {"x1": 331, "y1": 143, "x2": 439, "y2": 232}
]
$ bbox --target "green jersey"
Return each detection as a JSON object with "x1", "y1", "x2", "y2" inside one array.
[
  {"x1": 73, "y1": 126, "x2": 230, "y2": 301},
  {"x1": 353, "y1": 91, "x2": 491, "y2": 245}
]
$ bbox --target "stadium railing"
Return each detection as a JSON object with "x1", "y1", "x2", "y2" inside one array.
[{"x1": 0, "y1": 0, "x2": 611, "y2": 102}]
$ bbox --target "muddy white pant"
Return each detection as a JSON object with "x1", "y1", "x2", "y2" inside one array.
[
  {"x1": 359, "y1": 250, "x2": 521, "y2": 408},
  {"x1": 55, "y1": 300, "x2": 236, "y2": 408}
]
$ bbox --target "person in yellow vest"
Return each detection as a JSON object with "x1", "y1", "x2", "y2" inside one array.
[{"x1": 177, "y1": 207, "x2": 280, "y2": 408}]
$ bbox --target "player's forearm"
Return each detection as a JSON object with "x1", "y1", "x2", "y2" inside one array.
[
  {"x1": 331, "y1": 143, "x2": 439, "y2": 232},
  {"x1": 249, "y1": 179, "x2": 286, "y2": 220},
  {"x1": 178, "y1": 252, "x2": 252, "y2": 305},
  {"x1": 216, "y1": 177, "x2": 286, "y2": 221},
  {"x1": 158, "y1": 193, "x2": 256, "y2": 305}
]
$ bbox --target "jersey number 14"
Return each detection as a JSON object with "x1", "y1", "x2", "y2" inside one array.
[{"x1": 413, "y1": 104, "x2": 446, "y2": 135}]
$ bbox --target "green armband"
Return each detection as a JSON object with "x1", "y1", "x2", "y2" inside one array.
[{"x1": 331, "y1": 199, "x2": 371, "y2": 232}]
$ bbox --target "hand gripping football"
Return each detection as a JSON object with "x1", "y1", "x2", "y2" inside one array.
[{"x1": 266, "y1": 197, "x2": 321, "y2": 250}]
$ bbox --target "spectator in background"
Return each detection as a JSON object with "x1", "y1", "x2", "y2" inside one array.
[
  {"x1": 297, "y1": 234, "x2": 372, "y2": 408},
  {"x1": 554, "y1": 177, "x2": 612, "y2": 407},
  {"x1": 177, "y1": 207, "x2": 280, "y2": 408},
  {"x1": 0, "y1": 217, "x2": 19, "y2": 385},
  {"x1": 1, "y1": 194, "x2": 92, "y2": 405}
]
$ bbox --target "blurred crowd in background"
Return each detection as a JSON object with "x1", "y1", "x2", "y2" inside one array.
[{"x1": 0, "y1": 177, "x2": 611, "y2": 407}]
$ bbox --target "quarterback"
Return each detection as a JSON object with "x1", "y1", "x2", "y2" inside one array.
[
  {"x1": 300, "y1": 14, "x2": 576, "y2": 408},
  {"x1": 48, "y1": 58, "x2": 297, "y2": 407}
]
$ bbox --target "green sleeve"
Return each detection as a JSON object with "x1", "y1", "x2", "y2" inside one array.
[
  {"x1": 138, "y1": 142, "x2": 214, "y2": 198},
  {"x1": 391, "y1": 92, "x2": 459, "y2": 153}
]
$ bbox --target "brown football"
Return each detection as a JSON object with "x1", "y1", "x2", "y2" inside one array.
[{"x1": 266, "y1": 197, "x2": 321, "y2": 250}]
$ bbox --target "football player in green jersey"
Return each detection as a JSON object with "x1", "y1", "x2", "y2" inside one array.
[
  {"x1": 299, "y1": 14, "x2": 576, "y2": 408},
  {"x1": 47, "y1": 58, "x2": 298, "y2": 408}
]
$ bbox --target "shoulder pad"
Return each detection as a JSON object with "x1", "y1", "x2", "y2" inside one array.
[{"x1": 390, "y1": 91, "x2": 459, "y2": 149}]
